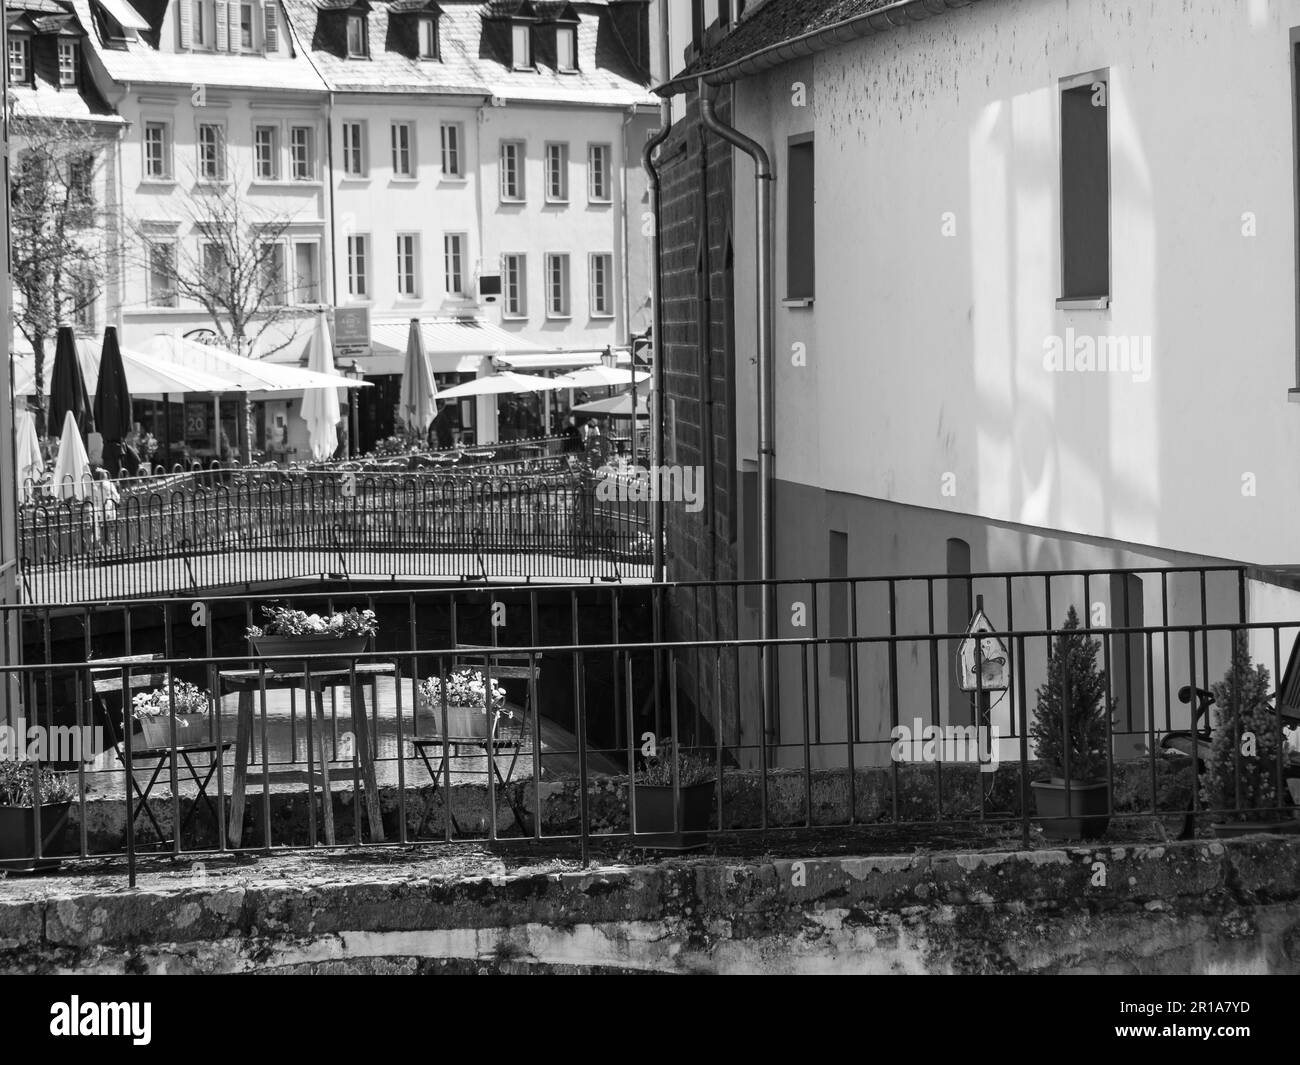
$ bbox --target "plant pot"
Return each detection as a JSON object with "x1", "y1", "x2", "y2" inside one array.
[
  {"x1": 253, "y1": 635, "x2": 369, "y2": 671},
  {"x1": 632, "y1": 781, "x2": 714, "y2": 850},
  {"x1": 138, "y1": 713, "x2": 208, "y2": 749},
  {"x1": 0, "y1": 801, "x2": 72, "y2": 872},
  {"x1": 1030, "y1": 779, "x2": 1111, "y2": 839},
  {"x1": 423, "y1": 704, "x2": 493, "y2": 741},
  {"x1": 1210, "y1": 818, "x2": 1300, "y2": 839}
]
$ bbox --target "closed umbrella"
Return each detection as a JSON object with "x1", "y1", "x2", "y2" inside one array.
[
  {"x1": 299, "y1": 310, "x2": 341, "y2": 461},
  {"x1": 398, "y1": 317, "x2": 438, "y2": 436},
  {"x1": 48, "y1": 325, "x2": 91, "y2": 440},
  {"x1": 51, "y1": 410, "x2": 92, "y2": 501},
  {"x1": 14, "y1": 406, "x2": 43, "y2": 502},
  {"x1": 93, "y1": 327, "x2": 134, "y2": 476}
]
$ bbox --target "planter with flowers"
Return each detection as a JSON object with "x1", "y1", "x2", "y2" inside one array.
[
  {"x1": 132, "y1": 680, "x2": 212, "y2": 749},
  {"x1": 246, "y1": 606, "x2": 378, "y2": 669},
  {"x1": 0, "y1": 761, "x2": 75, "y2": 871},
  {"x1": 633, "y1": 742, "x2": 716, "y2": 849},
  {"x1": 417, "y1": 668, "x2": 511, "y2": 741}
]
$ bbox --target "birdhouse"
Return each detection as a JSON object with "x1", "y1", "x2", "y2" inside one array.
[{"x1": 957, "y1": 596, "x2": 1010, "y2": 692}]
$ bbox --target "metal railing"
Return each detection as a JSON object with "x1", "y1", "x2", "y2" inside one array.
[{"x1": 1, "y1": 568, "x2": 1297, "y2": 884}]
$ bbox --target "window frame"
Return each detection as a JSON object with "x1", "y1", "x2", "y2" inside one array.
[
  {"x1": 260, "y1": 239, "x2": 287, "y2": 306},
  {"x1": 417, "y1": 15, "x2": 438, "y2": 59},
  {"x1": 143, "y1": 121, "x2": 173, "y2": 181},
  {"x1": 193, "y1": 0, "x2": 207, "y2": 47},
  {"x1": 587, "y1": 143, "x2": 611, "y2": 203},
  {"x1": 396, "y1": 232, "x2": 420, "y2": 298},
  {"x1": 340, "y1": 120, "x2": 367, "y2": 178},
  {"x1": 501, "y1": 252, "x2": 527, "y2": 319},
  {"x1": 196, "y1": 121, "x2": 227, "y2": 183},
  {"x1": 556, "y1": 25, "x2": 577, "y2": 72},
  {"x1": 239, "y1": 1, "x2": 254, "y2": 50},
  {"x1": 7, "y1": 36, "x2": 29, "y2": 83},
  {"x1": 57, "y1": 39, "x2": 78, "y2": 88},
  {"x1": 439, "y1": 122, "x2": 463, "y2": 179},
  {"x1": 291, "y1": 238, "x2": 321, "y2": 304},
  {"x1": 289, "y1": 125, "x2": 316, "y2": 181},
  {"x1": 443, "y1": 232, "x2": 467, "y2": 297},
  {"x1": 785, "y1": 132, "x2": 815, "y2": 303},
  {"x1": 511, "y1": 21, "x2": 532, "y2": 69},
  {"x1": 253, "y1": 123, "x2": 280, "y2": 181},
  {"x1": 588, "y1": 252, "x2": 613, "y2": 318},
  {"x1": 347, "y1": 233, "x2": 370, "y2": 299},
  {"x1": 544, "y1": 142, "x2": 569, "y2": 204},
  {"x1": 346, "y1": 13, "x2": 367, "y2": 58},
  {"x1": 500, "y1": 139, "x2": 525, "y2": 202},
  {"x1": 1057, "y1": 68, "x2": 1111, "y2": 308},
  {"x1": 544, "y1": 252, "x2": 571, "y2": 319},
  {"x1": 146, "y1": 239, "x2": 178, "y2": 308},
  {"x1": 391, "y1": 121, "x2": 415, "y2": 178}
]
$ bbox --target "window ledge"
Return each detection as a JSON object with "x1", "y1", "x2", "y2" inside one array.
[
  {"x1": 499, "y1": 197, "x2": 526, "y2": 206},
  {"x1": 389, "y1": 177, "x2": 419, "y2": 184},
  {"x1": 501, "y1": 314, "x2": 528, "y2": 322},
  {"x1": 589, "y1": 313, "x2": 616, "y2": 320},
  {"x1": 782, "y1": 297, "x2": 814, "y2": 309},
  {"x1": 139, "y1": 178, "x2": 178, "y2": 187},
  {"x1": 588, "y1": 198, "x2": 613, "y2": 206},
  {"x1": 544, "y1": 199, "x2": 570, "y2": 206},
  {"x1": 1056, "y1": 296, "x2": 1110, "y2": 310},
  {"x1": 440, "y1": 175, "x2": 468, "y2": 184},
  {"x1": 546, "y1": 314, "x2": 573, "y2": 321},
  {"x1": 1286, "y1": 389, "x2": 1300, "y2": 404}
]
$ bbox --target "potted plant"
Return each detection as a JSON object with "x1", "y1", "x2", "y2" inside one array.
[
  {"x1": 417, "y1": 668, "x2": 510, "y2": 740},
  {"x1": 1029, "y1": 606, "x2": 1114, "y2": 839},
  {"x1": 1202, "y1": 632, "x2": 1300, "y2": 837},
  {"x1": 0, "y1": 761, "x2": 75, "y2": 872},
  {"x1": 131, "y1": 680, "x2": 212, "y2": 749},
  {"x1": 632, "y1": 742, "x2": 716, "y2": 848},
  {"x1": 247, "y1": 606, "x2": 378, "y2": 668}
]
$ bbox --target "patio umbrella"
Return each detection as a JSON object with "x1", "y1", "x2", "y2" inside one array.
[
  {"x1": 51, "y1": 410, "x2": 92, "y2": 501},
  {"x1": 572, "y1": 382, "x2": 653, "y2": 419},
  {"x1": 299, "y1": 310, "x2": 341, "y2": 461},
  {"x1": 48, "y1": 325, "x2": 91, "y2": 440},
  {"x1": 14, "y1": 405, "x2": 43, "y2": 502},
  {"x1": 398, "y1": 317, "x2": 438, "y2": 435},
  {"x1": 435, "y1": 371, "x2": 566, "y2": 399},
  {"x1": 552, "y1": 366, "x2": 649, "y2": 390},
  {"x1": 93, "y1": 327, "x2": 134, "y2": 476},
  {"x1": 140, "y1": 333, "x2": 371, "y2": 395}
]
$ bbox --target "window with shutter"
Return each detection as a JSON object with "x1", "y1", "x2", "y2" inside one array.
[
  {"x1": 228, "y1": 2, "x2": 240, "y2": 51},
  {"x1": 263, "y1": 1, "x2": 278, "y2": 52},
  {"x1": 179, "y1": 0, "x2": 193, "y2": 49},
  {"x1": 215, "y1": 0, "x2": 228, "y2": 50}
]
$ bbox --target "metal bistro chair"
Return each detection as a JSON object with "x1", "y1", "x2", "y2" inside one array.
[{"x1": 412, "y1": 646, "x2": 536, "y2": 837}]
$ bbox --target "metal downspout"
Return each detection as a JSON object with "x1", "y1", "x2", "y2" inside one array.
[
  {"x1": 698, "y1": 79, "x2": 777, "y2": 753},
  {"x1": 641, "y1": 122, "x2": 671, "y2": 585}
]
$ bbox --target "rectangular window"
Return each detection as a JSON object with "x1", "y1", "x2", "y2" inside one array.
[
  {"x1": 443, "y1": 233, "x2": 465, "y2": 296},
  {"x1": 148, "y1": 242, "x2": 177, "y2": 307},
  {"x1": 1059, "y1": 72, "x2": 1110, "y2": 302},
  {"x1": 440, "y1": 122, "x2": 462, "y2": 177},
  {"x1": 502, "y1": 253, "x2": 526, "y2": 318},
  {"x1": 67, "y1": 153, "x2": 94, "y2": 210},
  {"x1": 587, "y1": 143, "x2": 610, "y2": 202},
  {"x1": 202, "y1": 242, "x2": 227, "y2": 290},
  {"x1": 500, "y1": 140, "x2": 524, "y2": 201},
  {"x1": 144, "y1": 122, "x2": 171, "y2": 179},
  {"x1": 556, "y1": 26, "x2": 576, "y2": 72},
  {"x1": 8, "y1": 38, "x2": 28, "y2": 83},
  {"x1": 293, "y1": 241, "x2": 320, "y2": 304},
  {"x1": 786, "y1": 136, "x2": 815, "y2": 301},
  {"x1": 57, "y1": 40, "x2": 78, "y2": 87},
  {"x1": 589, "y1": 253, "x2": 613, "y2": 317},
  {"x1": 261, "y1": 241, "x2": 286, "y2": 305},
  {"x1": 396, "y1": 234, "x2": 419, "y2": 297},
  {"x1": 254, "y1": 125, "x2": 279, "y2": 180},
  {"x1": 545, "y1": 253, "x2": 570, "y2": 317},
  {"x1": 72, "y1": 272, "x2": 96, "y2": 332},
  {"x1": 197, "y1": 123, "x2": 225, "y2": 181},
  {"x1": 347, "y1": 234, "x2": 369, "y2": 298},
  {"x1": 239, "y1": 1, "x2": 253, "y2": 48},
  {"x1": 341, "y1": 121, "x2": 366, "y2": 177},
  {"x1": 290, "y1": 126, "x2": 315, "y2": 180},
  {"x1": 391, "y1": 122, "x2": 413, "y2": 177},
  {"x1": 193, "y1": 0, "x2": 206, "y2": 46},
  {"x1": 511, "y1": 22, "x2": 531, "y2": 68},
  {"x1": 418, "y1": 15, "x2": 437, "y2": 58},
  {"x1": 347, "y1": 13, "x2": 366, "y2": 57},
  {"x1": 545, "y1": 142, "x2": 568, "y2": 202}
]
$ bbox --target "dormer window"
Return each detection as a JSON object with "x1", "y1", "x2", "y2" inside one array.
[
  {"x1": 555, "y1": 25, "x2": 576, "y2": 71},
  {"x1": 58, "y1": 40, "x2": 79, "y2": 87},
  {"x1": 511, "y1": 21, "x2": 531, "y2": 68},
  {"x1": 418, "y1": 15, "x2": 437, "y2": 59},
  {"x1": 8, "y1": 37, "x2": 29, "y2": 83},
  {"x1": 346, "y1": 13, "x2": 367, "y2": 57}
]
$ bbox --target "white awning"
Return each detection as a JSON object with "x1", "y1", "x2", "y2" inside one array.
[
  {"x1": 96, "y1": 0, "x2": 151, "y2": 30},
  {"x1": 494, "y1": 349, "x2": 632, "y2": 372}
]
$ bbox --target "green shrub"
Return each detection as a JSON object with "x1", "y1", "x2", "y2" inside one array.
[
  {"x1": 1030, "y1": 606, "x2": 1113, "y2": 781},
  {"x1": 0, "y1": 761, "x2": 75, "y2": 806}
]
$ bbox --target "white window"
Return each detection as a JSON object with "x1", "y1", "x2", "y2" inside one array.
[
  {"x1": 68, "y1": 152, "x2": 95, "y2": 209},
  {"x1": 391, "y1": 122, "x2": 414, "y2": 177},
  {"x1": 545, "y1": 253, "x2": 570, "y2": 318},
  {"x1": 8, "y1": 38, "x2": 28, "y2": 83},
  {"x1": 347, "y1": 234, "x2": 369, "y2": 298},
  {"x1": 511, "y1": 22, "x2": 531, "y2": 68},
  {"x1": 418, "y1": 16, "x2": 437, "y2": 59},
  {"x1": 144, "y1": 122, "x2": 172, "y2": 180},
  {"x1": 293, "y1": 241, "x2": 320, "y2": 303},
  {"x1": 261, "y1": 241, "x2": 286, "y2": 305},
  {"x1": 396, "y1": 234, "x2": 419, "y2": 297},
  {"x1": 263, "y1": 1, "x2": 278, "y2": 52},
  {"x1": 443, "y1": 234, "x2": 466, "y2": 296},
  {"x1": 440, "y1": 122, "x2": 462, "y2": 178},
  {"x1": 254, "y1": 125, "x2": 279, "y2": 180},
  {"x1": 556, "y1": 25, "x2": 576, "y2": 72},
  {"x1": 72, "y1": 272, "x2": 96, "y2": 332},
  {"x1": 545, "y1": 142, "x2": 568, "y2": 202},
  {"x1": 347, "y1": 13, "x2": 366, "y2": 57},
  {"x1": 502, "y1": 253, "x2": 526, "y2": 318},
  {"x1": 290, "y1": 126, "x2": 315, "y2": 180},
  {"x1": 239, "y1": 1, "x2": 253, "y2": 48},
  {"x1": 588, "y1": 143, "x2": 610, "y2": 202},
  {"x1": 147, "y1": 241, "x2": 177, "y2": 307},
  {"x1": 589, "y1": 253, "x2": 613, "y2": 317},
  {"x1": 341, "y1": 121, "x2": 366, "y2": 177},
  {"x1": 57, "y1": 40, "x2": 78, "y2": 87},
  {"x1": 500, "y1": 140, "x2": 524, "y2": 201},
  {"x1": 197, "y1": 123, "x2": 226, "y2": 181}
]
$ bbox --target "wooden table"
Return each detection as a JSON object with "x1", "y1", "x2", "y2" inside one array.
[{"x1": 221, "y1": 662, "x2": 393, "y2": 847}]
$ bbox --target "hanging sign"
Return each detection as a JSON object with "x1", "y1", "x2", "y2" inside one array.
[{"x1": 957, "y1": 600, "x2": 1010, "y2": 692}]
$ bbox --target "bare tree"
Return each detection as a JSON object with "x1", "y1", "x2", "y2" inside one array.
[
  {"x1": 126, "y1": 164, "x2": 314, "y2": 356},
  {"x1": 9, "y1": 115, "x2": 115, "y2": 434}
]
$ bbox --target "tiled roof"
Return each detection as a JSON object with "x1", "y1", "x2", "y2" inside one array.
[
  {"x1": 7, "y1": 0, "x2": 71, "y2": 15},
  {"x1": 9, "y1": 79, "x2": 122, "y2": 122},
  {"x1": 279, "y1": 0, "x2": 652, "y2": 104}
]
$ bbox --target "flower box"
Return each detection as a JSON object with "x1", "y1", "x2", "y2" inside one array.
[
  {"x1": 252, "y1": 635, "x2": 370, "y2": 671},
  {"x1": 0, "y1": 802, "x2": 72, "y2": 871},
  {"x1": 138, "y1": 713, "x2": 208, "y2": 750}
]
